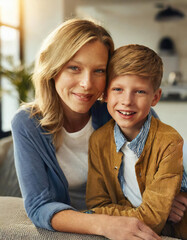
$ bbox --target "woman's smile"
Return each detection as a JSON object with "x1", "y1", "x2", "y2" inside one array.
[{"x1": 72, "y1": 92, "x2": 93, "y2": 102}]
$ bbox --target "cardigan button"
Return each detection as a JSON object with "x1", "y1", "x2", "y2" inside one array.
[
  {"x1": 139, "y1": 172, "x2": 141, "y2": 177},
  {"x1": 114, "y1": 166, "x2": 118, "y2": 170}
]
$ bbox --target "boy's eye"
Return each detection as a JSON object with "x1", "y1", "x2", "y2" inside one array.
[
  {"x1": 95, "y1": 69, "x2": 106, "y2": 73},
  {"x1": 137, "y1": 90, "x2": 146, "y2": 94}
]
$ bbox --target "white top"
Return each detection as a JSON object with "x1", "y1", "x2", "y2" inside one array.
[
  {"x1": 121, "y1": 143, "x2": 142, "y2": 207},
  {"x1": 56, "y1": 117, "x2": 94, "y2": 210}
]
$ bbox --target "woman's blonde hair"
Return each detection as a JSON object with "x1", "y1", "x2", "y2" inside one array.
[
  {"x1": 107, "y1": 44, "x2": 163, "y2": 91},
  {"x1": 25, "y1": 18, "x2": 114, "y2": 148}
]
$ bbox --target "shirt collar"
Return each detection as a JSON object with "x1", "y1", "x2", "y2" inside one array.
[{"x1": 114, "y1": 112, "x2": 152, "y2": 158}]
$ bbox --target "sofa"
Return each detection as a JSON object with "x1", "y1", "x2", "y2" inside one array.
[{"x1": 0, "y1": 136, "x2": 181, "y2": 240}]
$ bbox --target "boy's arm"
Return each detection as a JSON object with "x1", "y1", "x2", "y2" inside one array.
[{"x1": 86, "y1": 139, "x2": 183, "y2": 234}]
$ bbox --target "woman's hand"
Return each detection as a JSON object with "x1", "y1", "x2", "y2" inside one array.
[
  {"x1": 168, "y1": 193, "x2": 187, "y2": 223},
  {"x1": 102, "y1": 215, "x2": 161, "y2": 240},
  {"x1": 52, "y1": 210, "x2": 161, "y2": 240}
]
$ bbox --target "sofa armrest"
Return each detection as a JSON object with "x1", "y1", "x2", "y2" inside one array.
[
  {"x1": 0, "y1": 197, "x2": 180, "y2": 240},
  {"x1": 0, "y1": 197, "x2": 107, "y2": 240}
]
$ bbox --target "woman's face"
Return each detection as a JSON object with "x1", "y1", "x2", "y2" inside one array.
[{"x1": 54, "y1": 40, "x2": 108, "y2": 117}]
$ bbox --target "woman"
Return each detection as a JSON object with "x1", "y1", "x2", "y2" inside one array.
[{"x1": 11, "y1": 18, "x2": 161, "y2": 240}]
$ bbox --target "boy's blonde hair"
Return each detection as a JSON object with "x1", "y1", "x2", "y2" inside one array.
[
  {"x1": 107, "y1": 44, "x2": 163, "y2": 91},
  {"x1": 24, "y1": 18, "x2": 114, "y2": 149}
]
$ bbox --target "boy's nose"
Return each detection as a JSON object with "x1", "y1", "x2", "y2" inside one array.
[
  {"x1": 121, "y1": 92, "x2": 132, "y2": 106},
  {"x1": 79, "y1": 72, "x2": 92, "y2": 90}
]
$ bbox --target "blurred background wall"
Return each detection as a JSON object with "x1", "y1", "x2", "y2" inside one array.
[{"x1": 0, "y1": 0, "x2": 187, "y2": 140}]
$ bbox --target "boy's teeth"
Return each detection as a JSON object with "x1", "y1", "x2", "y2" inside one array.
[{"x1": 119, "y1": 111, "x2": 134, "y2": 115}]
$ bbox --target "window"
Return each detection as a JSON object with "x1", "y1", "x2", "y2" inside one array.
[{"x1": 0, "y1": 0, "x2": 23, "y2": 138}]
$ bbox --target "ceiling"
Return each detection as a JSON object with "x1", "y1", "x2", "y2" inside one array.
[{"x1": 77, "y1": 0, "x2": 187, "y2": 18}]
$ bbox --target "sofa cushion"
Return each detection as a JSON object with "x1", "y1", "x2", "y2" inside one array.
[{"x1": 0, "y1": 136, "x2": 21, "y2": 197}]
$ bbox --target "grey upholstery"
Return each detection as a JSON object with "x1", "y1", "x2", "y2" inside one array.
[
  {"x1": 0, "y1": 197, "x2": 107, "y2": 240},
  {"x1": 0, "y1": 136, "x2": 21, "y2": 197}
]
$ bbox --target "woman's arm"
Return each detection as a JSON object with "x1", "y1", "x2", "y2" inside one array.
[
  {"x1": 11, "y1": 110, "x2": 75, "y2": 230},
  {"x1": 51, "y1": 209, "x2": 161, "y2": 240}
]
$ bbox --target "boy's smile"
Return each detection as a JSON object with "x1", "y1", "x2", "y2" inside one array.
[{"x1": 106, "y1": 74, "x2": 161, "y2": 141}]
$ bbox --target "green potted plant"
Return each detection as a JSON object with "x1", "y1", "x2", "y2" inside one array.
[{"x1": 0, "y1": 55, "x2": 34, "y2": 103}]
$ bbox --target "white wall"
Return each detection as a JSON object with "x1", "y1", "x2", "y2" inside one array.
[
  {"x1": 75, "y1": 1, "x2": 187, "y2": 83},
  {"x1": 24, "y1": 0, "x2": 64, "y2": 64},
  {"x1": 154, "y1": 102, "x2": 187, "y2": 141}
]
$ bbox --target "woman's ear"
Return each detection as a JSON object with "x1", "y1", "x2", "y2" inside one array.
[
  {"x1": 99, "y1": 92, "x2": 107, "y2": 102},
  {"x1": 151, "y1": 88, "x2": 162, "y2": 106}
]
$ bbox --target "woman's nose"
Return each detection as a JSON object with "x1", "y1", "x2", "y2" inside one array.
[{"x1": 79, "y1": 71, "x2": 92, "y2": 90}]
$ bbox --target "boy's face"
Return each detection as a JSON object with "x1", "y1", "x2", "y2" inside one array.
[{"x1": 106, "y1": 74, "x2": 161, "y2": 141}]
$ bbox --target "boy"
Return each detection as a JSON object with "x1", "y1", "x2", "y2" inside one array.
[{"x1": 86, "y1": 44, "x2": 185, "y2": 236}]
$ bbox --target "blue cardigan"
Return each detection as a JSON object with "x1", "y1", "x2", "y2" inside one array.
[{"x1": 11, "y1": 101, "x2": 111, "y2": 231}]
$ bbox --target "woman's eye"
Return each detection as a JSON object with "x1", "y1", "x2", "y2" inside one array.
[
  {"x1": 68, "y1": 66, "x2": 79, "y2": 71},
  {"x1": 113, "y1": 88, "x2": 122, "y2": 92}
]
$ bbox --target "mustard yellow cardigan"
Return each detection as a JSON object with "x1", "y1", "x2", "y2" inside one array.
[{"x1": 86, "y1": 117, "x2": 183, "y2": 234}]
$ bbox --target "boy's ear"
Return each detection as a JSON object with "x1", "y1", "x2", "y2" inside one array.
[{"x1": 151, "y1": 88, "x2": 162, "y2": 106}]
